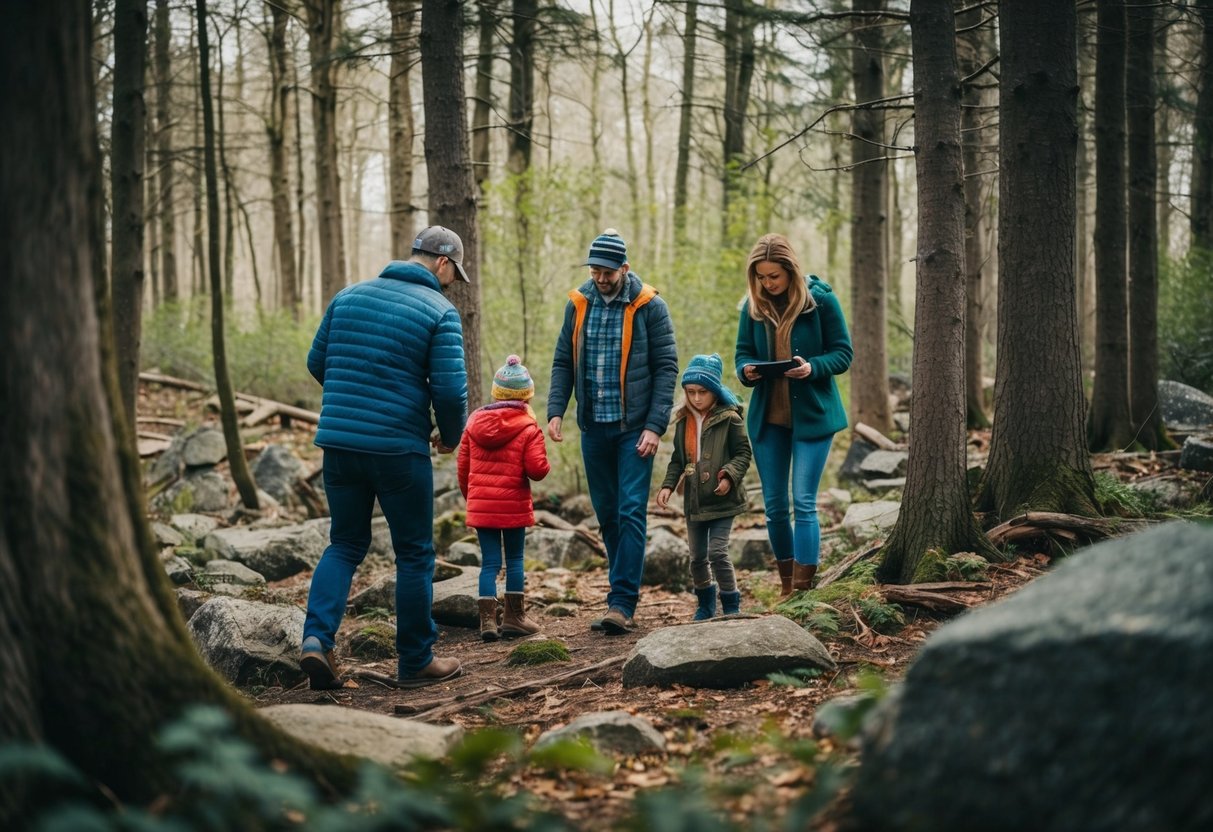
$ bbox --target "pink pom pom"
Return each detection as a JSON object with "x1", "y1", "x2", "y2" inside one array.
[{"x1": 507, "y1": 355, "x2": 521, "y2": 365}]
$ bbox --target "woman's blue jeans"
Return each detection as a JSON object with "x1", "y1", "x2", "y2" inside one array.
[
  {"x1": 751, "y1": 427, "x2": 834, "y2": 565},
  {"x1": 477, "y1": 527, "x2": 527, "y2": 596},
  {"x1": 303, "y1": 449, "x2": 437, "y2": 676},
  {"x1": 580, "y1": 422, "x2": 654, "y2": 618}
]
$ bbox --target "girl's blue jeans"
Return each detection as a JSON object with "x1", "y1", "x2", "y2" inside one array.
[
  {"x1": 751, "y1": 427, "x2": 834, "y2": 566},
  {"x1": 477, "y1": 527, "x2": 527, "y2": 596}
]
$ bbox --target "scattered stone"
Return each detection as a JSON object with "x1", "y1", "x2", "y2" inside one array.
[
  {"x1": 445, "y1": 540, "x2": 482, "y2": 566},
  {"x1": 622, "y1": 615, "x2": 835, "y2": 688},
  {"x1": 433, "y1": 489, "x2": 466, "y2": 517},
  {"x1": 1126, "y1": 478, "x2": 1190, "y2": 510},
  {"x1": 349, "y1": 564, "x2": 481, "y2": 628},
  {"x1": 152, "y1": 521, "x2": 185, "y2": 548},
  {"x1": 839, "y1": 438, "x2": 879, "y2": 484},
  {"x1": 161, "y1": 552, "x2": 194, "y2": 585},
  {"x1": 171, "y1": 513, "x2": 220, "y2": 541},
  {"x1": 175, "y1": 587, "x2": 208, "y2": 621},
  {"x1": 182, "y1": 427, "x2": 228, "y2": 467},
  {"x1": 203, "y1": 522, "x2": 326, "y2": 581},
  {"x1": 842, "y1": 501, "x2": 901, "y2": 538},
  {"x1": 433, "y1": 510, "x2": 469, "y2": 555},
  {"x1": 250, "y1": 444, "x2": 306, "y2": 503},
  {"x1": 534, "y1": 711, "x2": 666, "y2": 757},
  {"x1": 1179, "y1": 435, "x2": 1213, "y2": 472},
  {"x1": 892, "y1": 411, "x2": 911, "y2": 434},
  {"x1": 526, "y1": 527, "x2": 599, "y2": 569},
  {"x1": 187, "y1": 596, "x2": 306, "y2": 686},
  {"x1": 432, "y1": 457, "x2": 459, "y2": 497},
  {"x1": 259, "y1": 704, "x2": 463, "y2": 767},
  {"x1": 642, "y1": 527, "x2": 692, "y2": 592},
  {"x1": 860, "y1": 450, "x2": 908, "y2": 478},
  {"x1": 158, "y1": 469, "x2": 231, "y2": 513},
  {"x1": 348, "y1": 623, "x2": 397, "y2": 660},
  {"x1": 560, "y1": 493, "x2": 597, "y2": 525},
  {"x1": 824, "y1": 488, "x2": 853, "y2": 507},
  {"x1": 729, "y1": 527, "x2": 774, "y2": 571},
  {"x1": 850, "y1": 521, "x2": 1213, "y2": 832},
  {"x1": 147, "y1": 432, "x2": 188, "y2": 484},
  {"x1": 1158, "y1": 379, "x2": 1213, "y2": 429},
  {"x1": 201, "y1": 559, "x2": 267, "y2": 587},
  {"x1": 888, "y1": 373, "x2": 912, "y2": 408}
]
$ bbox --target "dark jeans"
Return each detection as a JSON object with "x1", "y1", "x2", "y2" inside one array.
[
  {"x1": 303, "y1": 449, "x2": 436, "y2": 676},
  {"x1": 581, "y1": 422, "x2": 654, "y2": 618},
  {"x1": 687, "y1": 516, "x2": 737, "y2": 591},
  {"x1": 477, "y1": 527, "x2": 527, "y2": 596}
]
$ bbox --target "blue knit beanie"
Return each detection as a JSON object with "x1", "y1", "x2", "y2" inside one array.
[
  {"x1": 681, "y1": 353, "x2": 738, "y2": 407},
  {"x1": 492, "y1": 355, "x2": 535, "y2": 401},
  {"x1": 584, "y1": 228, "x2": 628, "y2": 269}
]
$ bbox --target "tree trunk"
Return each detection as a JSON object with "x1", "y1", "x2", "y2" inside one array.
[
  {"x1": 673, "y1": 0, "x2": 698, "y2": 253},
  {"x1": 197, "y1": 0, "x2": 258, "y2": 511},
  {"x1": 1126, "y1": 1, "x2": 1168, "y2": 450},
  {"x1": 421, "y1": 0, "x2": 483, "y2": 406},
  {"x1": 191, "y1": 35, "x2": 206, "y2": 297},
  {"x1": 721, "y1": 0, "x2": 756, "y2": 243},
  {"x1": 217, "y1": 40, "x2": 236, "y2": 303},
  {"x1": 389, "y1": 0, "x2": 418, "y2": 256},
  {"x1": 509, "y1": 0, "x2": 536, "y2": 360},
  {"x1": 1192, "y1": 0, "x2": 1213, "y2": 250},
  {"x1": 1076, "y1": 21, "x2": 1095, "y2": 376},
  {"x1": 154, "y1": 0, "x2": 177, "y2": 304},
  {"x1": 303, "y1": 0, "x2": 347, "y2": 306},
  {"x1": 850, "y1": 0, "x2": 892, "y2": 434},
  {"x1": 605, "y1": 0, "x2": 642, "y2": 242},
  {"x1": 268, "y1": 0, "x2": 299, "y2": 318},
  {"x1": 146, "y1": 122, "x2": 160, "y2": 308},
  {"x1": 110, "y1": 0, "x2": 148, "y2": 426},
  {"x1": 1088, "y1": 0, "x2": 1134, "y2": 452},
  {"x1": 957, "y1": 0, "x2": 990, "y2": 429},
  {"x1": 1155, "y1": 10, "x2": 1172, "y2": 258},
  {"x1": 879, "y1": 0, "x2": 995, "y2": 585},
  {"x1": 293, "y1": 50, "x2": 309, "y2": 308},
  {"x1": 979, "y1": 0, "x2": 1097, "y2": 520},
  {"x1": 0, "y1": 4, "x2": 353, "y2": 824}
]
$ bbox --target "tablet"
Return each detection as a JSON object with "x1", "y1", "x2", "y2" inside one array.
[{"x1": 750, "y1": 359, "x2": 799, "y2": 378}]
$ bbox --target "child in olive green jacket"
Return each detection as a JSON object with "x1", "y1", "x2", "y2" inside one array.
[{"x1": 657, "y1": 354, "x2": 752, "y2": 619}]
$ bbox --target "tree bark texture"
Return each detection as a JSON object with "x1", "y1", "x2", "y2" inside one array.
[
  {"x1": 0, "y1": 3, "x2": 352, "y2": 823},
  {"x1": 472, "y1": 0, "x2": 496, "y2": 197},
  {"x1": 1126, "y1": 1, "x2": 1167, "y2": 449},
  {"x1": 1088, "y1": 0, "x2": 1134, "y2": 452},
  {"x1": 110, "y1": 0, "x2": 148, "y2": 427},
  {"x1": 879, "y1": 0, "x2": 993, "y2": 585},
  {"x1": 721, "y1": 0, "x2": 756, "y2": 241},
  {"x1": 197, "y1": 0, "x2": 259, "y2": 510},
  {"x1": 1192, "y1": 1, "x2": 1213, "y2": 250},
  {"x1": 850, "y1": 0, "x2": 892, "y2": 434},
  {"x1": 303, "y1": 0, "x2": 347, "y2": 306},
  {"x1": 507, "y1": 0, "x2": 536, "y2": 175},
  {"x1": 957, "y1": 1, "x2": 991, "y2": 429},
  {"x1": 389, "y1": 0, "x2": 418, "y2": 256},
  {"x1": 673, "y1": 0, "x2": 698, "y2": 252},
  {"x1": 154, "y1": 0, "x2": 177, "y2": 304},
  {"x1": 421, "y1": 0, "x2": 483, "y2": 405},
  {"x1": 1155, "y1": 14, "x2": 1172, "y2": 258},
  {"x1": 982, "y1": 0, "x2": 1097, "y2": 519},
  {"x1": 268, "y1": 0, "x2": 300, "y2": 317}
]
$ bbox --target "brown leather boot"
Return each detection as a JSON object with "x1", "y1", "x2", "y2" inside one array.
[
  {"x1": 478, "y1": 597, "x2": 500, "y2": 642},
  {"x1": 792, "y1": 562, "x2": 818, "y2": 592},
  {"x1": 777, "y1": 559, "x2": 795, "y2": 598},
  {"x1": 501, "y1": 592, "x2": 540, "y2": 638}
]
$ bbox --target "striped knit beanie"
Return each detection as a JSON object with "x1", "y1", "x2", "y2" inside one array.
[
  {"x1": 492, "y1": 355, "x2": 535, "y2": 401},
  {"x1": 681, "y1": 353, "x2": 739, "y2": 407},
  {"x1": 584, "y1": 228, "x2": 628, "y2": 269}
]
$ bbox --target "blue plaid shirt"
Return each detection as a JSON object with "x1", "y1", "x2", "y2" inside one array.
[{"x1": 583, "y1": 288, "x2": 626, "y2": 423}]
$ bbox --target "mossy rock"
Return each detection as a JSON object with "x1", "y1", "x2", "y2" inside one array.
[
  {"x1": 348, "y1": 624, "x2": 396, "y2": 661},
  {"x1": 506, "y1": 639, "x2": 571, "y2": 667},
  {"x1": 433, "y1": 510, "x2": 468, "y2": 555}
]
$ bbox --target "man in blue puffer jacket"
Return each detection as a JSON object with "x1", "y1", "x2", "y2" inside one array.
[{"x1": 301, "y1": 226, "x2": 469, "y2": 690}]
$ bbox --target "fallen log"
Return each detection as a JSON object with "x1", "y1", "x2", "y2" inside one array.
[
  {"x1": 880, "y1": 581, "x2": 990, "y2": 613},
  {"x1": 854, "y1": 421, "x2": 903, "y2": 451},
  {"x1": 817, "y1": 542, "x2": 883, "y2": 588},
  {"x1": 139, "y1": 370, "x2": 211, "y2": 393},
  {"x1": 987, "y1": 512, "x2": 1153, "y2": 547}
]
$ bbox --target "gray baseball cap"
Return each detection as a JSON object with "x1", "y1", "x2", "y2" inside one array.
[{"x1": 412, "y1": 225, "x2": 469, "y2": 283}]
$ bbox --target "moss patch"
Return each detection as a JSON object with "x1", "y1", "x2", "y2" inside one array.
[
  {"x1": 348, "y1": 624, "x2": 396, "y2": 661},
  {"x1": 506, "y1": 639, "x2": 571, "y2": 667}
]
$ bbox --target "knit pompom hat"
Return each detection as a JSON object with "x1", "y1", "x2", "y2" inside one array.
[
  {"x1": 681, "y1": 353, "x2": 739, "y2": 407},
  {"x1": 492, "y1": 355, "x2": 535, "y2": 401},
  {"x1": 584, "y1": 228, "x2": 628, "y2": 270}
]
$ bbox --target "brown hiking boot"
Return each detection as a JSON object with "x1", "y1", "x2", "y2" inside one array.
[
  {"x1": 777, "y1": 559, "x2": 795, "y2": 598},
  {"x1": 501, "y1": 592, "x2": 540, "y2": 638},
  {"x1": 600, "y1": 607, "x2": 637, "y2": 635},
  {"x1": 396, "y1": 656, "x2": 462, "y2": 689},
  {"x1": 478, "y1": 597, "x2": 500, "y2": 642},
  {"x1": 791, "y1": 562, "x2": 818, "y2": 592},
  {"x1": 300, "y1": 636, "x2": 343, "y2": 690}
]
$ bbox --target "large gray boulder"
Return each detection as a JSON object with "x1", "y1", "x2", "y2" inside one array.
[
  {"x1": 622, "y1": 615, "x2": 835, "y2": 688},
  {"x1": 182, "y1": 426, "x2": 229, "y2": 467},
  {"x1": 187, "y1": 596, "x2": 306, "y2": 687},
  {"x1": 641, "y1": 527, "x2": 692, "y2": 592},
  {"x1": 850, "y1": 521, "x2": 1213, "y2": 832},
  {"x1": 860, "y1": 450, "x2": 908, "y2": 478},
  {"x1": 260, "y1": 704, "x2": 463, "y2": 766},
  {"x1": 839, "y1": 438, "x2": 879, "y2": 484},
  {"x1": 534, "y1": 711, "x2": 666, "y2": 757},
  {"x1": 1179, "y1": 435, "x2": 1213, "y2": 472},
  {"x1": 348, "y1": 562, "x2": 480, "y2": 628},
  {"x1": 729, "y1": 527, "x2": 774, "y2": 571},
  {"x1": 157, "y1": 469, "x2": 230, "y2": 513},
  {"x1": 1158, "y1": 379, "x2": 1213, "y2": 429},
  {"x1": 526, "y1": 527, "x2": 599, "y2": 568},
  {"x1": 203, "y1": 522, "x2": 327, "y2": 581},
  {"x1": 250, "y1": 444, "x2": 306, "y2": 503},
  {"x1": 842, "y1": 500, "x2": 901, "y2": 538}
]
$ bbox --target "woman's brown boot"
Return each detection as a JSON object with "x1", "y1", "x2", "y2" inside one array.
[
  {"x1": 501, "y1": 592, "x2": 540, "y2": 638},
  {"x1": 478, "y1": 597, "x2": 500, "y2": 642},
  {"x1": 791, "y1": 562, "x2": 817, "y2": 592},
  {"x1": 777, "y1": 560, "x2": 795, "y2": 598}
]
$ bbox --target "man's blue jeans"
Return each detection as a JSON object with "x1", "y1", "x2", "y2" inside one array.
[
  {"x1": 303, "y1": 449, "x2": 437, "y2": 676},
  {"x1": 751, "y1": 427, "x2": 834, "y2": 566},
  {"x1": 580, "y1": 422, "x2": 654, "y2": 618}
]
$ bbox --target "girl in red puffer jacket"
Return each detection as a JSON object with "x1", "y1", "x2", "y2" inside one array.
[{"x1": 458, "y1": 355, "x2": 551, "y2": 641}]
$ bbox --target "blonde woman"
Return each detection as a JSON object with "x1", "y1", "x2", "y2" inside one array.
[{"x1": 734, "y1": 233, "x2": 853, "y2": 596}]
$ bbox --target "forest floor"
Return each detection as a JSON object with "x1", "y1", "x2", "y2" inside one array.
[{"x1": 138, "y1": 380, "x2": 1185, "y2": 829}]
